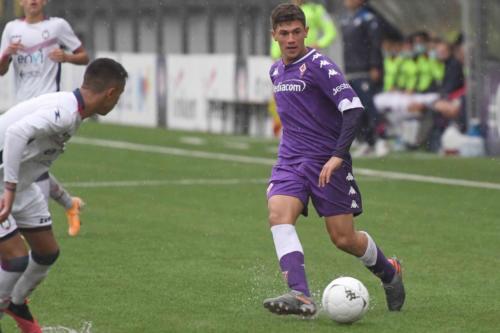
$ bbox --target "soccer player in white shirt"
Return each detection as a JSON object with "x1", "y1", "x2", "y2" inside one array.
[
  {"x1": 0, "y1": 0, "x2": 90, "y2": 237},
  {"x1": 0, "y1": 58, "x2": 127, "y2": 333}
]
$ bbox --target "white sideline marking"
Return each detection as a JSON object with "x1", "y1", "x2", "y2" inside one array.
[
  {"x1": 71, "y1": 137, "x2": 275, "y2": 165},
  {"x1": 42, "y1": 321, "x2": 92, "y2": 333},
  {"x1": 71, "y1": 137, "x2": 500, "y2": 191},
  {"x1": 179, "y1": 136, "x2": 206, "y2": 146},
  {"x1": 65, "y1": 178, "x2": 268, "y2": 188}
]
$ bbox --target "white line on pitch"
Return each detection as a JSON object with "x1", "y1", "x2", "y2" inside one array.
[
  {"x1": 71, "y1": 137, "x2": 500, "y2": 191},
  {"x1": 64, "y1": 178, "x2": 268, "y2": 188}
]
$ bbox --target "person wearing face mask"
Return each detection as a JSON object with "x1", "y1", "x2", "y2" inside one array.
[
  {"x1": 413, "y1": 31, "x2": 438, "y2": 94},
  {"x1": 381, "y1": 36, "x2": 404, "y2": 92}
]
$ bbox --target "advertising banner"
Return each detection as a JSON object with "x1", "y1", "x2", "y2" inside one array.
[
  {"x1": 166, "y1": 54, "x2": 235, "y2": 132},
  {"x1": 246, "y1": 56, "x2": 274, "y2": 103},
  {"x1": 97, "y1": 52, "x2": 158, "y2": 127},
  {"x1": 484, "y1": 65, "x2": 500, "y2": 155}
]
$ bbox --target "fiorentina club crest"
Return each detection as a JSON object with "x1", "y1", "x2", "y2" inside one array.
[{"x1": 299, "y1": 63, "x2": 307, "y2": 76}]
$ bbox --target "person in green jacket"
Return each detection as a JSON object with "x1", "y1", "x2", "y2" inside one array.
[{"x1": 269, "y1": 0, "x2": 337, "y2": 137}]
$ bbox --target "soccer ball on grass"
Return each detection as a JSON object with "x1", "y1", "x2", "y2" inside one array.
[{"x1": 321, "y1": 276, "x2": 369, "y2": 324}]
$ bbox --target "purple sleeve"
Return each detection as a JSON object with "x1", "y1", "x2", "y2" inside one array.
[
  {"x1": 314, "y1": 56, "x2": 364, "y2": 112},
  {"x1": 332, "y1": 107, "x2": 363, "y2": 158}
]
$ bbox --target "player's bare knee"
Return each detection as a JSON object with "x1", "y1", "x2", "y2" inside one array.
[
  {"x1": 331, "y1": 234, "x2": 355, "y2": 253},
  {"x1": 1, "y1": 255, "x2": 29, "y2": 273},
  {"x1": 31, "y1": 249, "x2": 60, "y2": 266},
  {"x1": 268, "y1": 210, "x2": 289, "y2": 226}
]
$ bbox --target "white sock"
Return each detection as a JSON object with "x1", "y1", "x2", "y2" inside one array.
[
  {"x1": 11, "y1": 257, "x2": 51, "y2": 305},
  {"x1": 0, "y1": 268, "x2": 23, "y2": 317},
  {"x1": 270, "y1": 224, "x2": 304, "y2": 260},
  {"x1": 359, "y1": 231, "x2": 377, "y2": 267}
]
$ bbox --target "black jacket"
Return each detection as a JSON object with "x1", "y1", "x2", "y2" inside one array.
[{"x1": 340, "y1": 6, "x2": 383, "y2": 74}]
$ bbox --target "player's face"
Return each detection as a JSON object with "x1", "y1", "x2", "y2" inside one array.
[
  {"x1": 272, "y1": 20, "x2": 308, "y2": 64},
  {"x1": 20, "y1": 0, "x2": 46, "y2": 17},
  {"x1": 97, "y1": 83, "x2": 125, "y2": 116}
]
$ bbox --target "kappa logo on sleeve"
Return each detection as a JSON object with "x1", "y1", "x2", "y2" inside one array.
[
  {"x1": 319, "y1": 60, "x2": 331, "y2": 68},
  {"x1": 328, "y1": 69, "x2": 339, "y2": 78}
]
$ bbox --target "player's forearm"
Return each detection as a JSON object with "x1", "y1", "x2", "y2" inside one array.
[
  {"x1": 65, "y1": 51, "x2": 89, "y2": 65},
  {"x1": 332, "y1": 107, "x2": 363, "y2": 158},
  {"x1": 2, "y1": 129, "x2": 28, "y2": 184},
  {"x1": 0, "y1": 54, "x2": 11, "y2": 75}
]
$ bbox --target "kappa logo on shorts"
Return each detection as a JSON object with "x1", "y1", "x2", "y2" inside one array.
[
  {"x1": 348, "y1": 186, "x2": 357, "y2": 196},
  {"x1": 346, "y1": 173, "x2": 354, "y2": 181},
  {"x1": 39, "y1": 216, "x2": 52, "y2": 224},
  {"x1": 351, "y1": 200, "x2": 359, "y2": 209}
]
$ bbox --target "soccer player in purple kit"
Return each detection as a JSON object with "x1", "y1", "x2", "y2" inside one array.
[{"x1": 262, "y1": 3, "x2": 405, "y2": 317}]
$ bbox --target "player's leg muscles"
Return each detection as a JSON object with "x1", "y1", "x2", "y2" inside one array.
[
  {"x1": 10, "y1": 228, "x2": 59, "y2": 305},
  {"x1": 268, "y1": 195, "x2": 303, "y2": 226},
  {"x1": 267, "y1": 195, "x2": 311, "y2": 296},
  {"x1": 0, "y1": 232, "x2": 29, "y2": 313},
  {"x1": 324, "y1": 213, "x2": 367, "y2": 256}
]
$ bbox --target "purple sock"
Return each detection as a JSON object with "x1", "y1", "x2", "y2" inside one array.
[
  {"x1": 279, "y1": 251, "x2": 310, "y2": 296},
  {"x1": 367, "y1": 247, "x2": 396, "y2": 284}
]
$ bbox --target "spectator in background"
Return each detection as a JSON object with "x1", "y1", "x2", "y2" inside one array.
[
  {"x1": 409, "y1": 37, "x2": 466, "y2": 151},
  {"x1": 269, "y1": 0, "x2": 337, "y2": 137},
  {"x1": 381, "y1": 36, "x2": 404, "y2": 93},
  {"x1": 340, "y1": 0, "x2": 387, "y2": 157}
]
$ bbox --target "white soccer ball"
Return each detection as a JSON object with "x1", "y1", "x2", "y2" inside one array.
[{"x1": 321, "y1": 276, "x2": 370, "y2": 324}]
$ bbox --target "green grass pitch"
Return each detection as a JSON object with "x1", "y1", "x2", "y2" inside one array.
[{"x1": 2, "y1": 122, "x2": 499, "y2": 332}]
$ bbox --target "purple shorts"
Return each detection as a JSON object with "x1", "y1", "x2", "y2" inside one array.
[{"x1": 266, "y1": 161, "x2": 363, "y2": 217}]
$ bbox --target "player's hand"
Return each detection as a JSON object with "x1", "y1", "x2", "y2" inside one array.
[
  {"x1": 48, "y1": 48, "x2": 66, "y2": 63},
  {"x1": 0, "y1": 184, "x2": 16, "y2": 222},
  {"x1": 3, "y1": 42, "x2": 24, "y2": 57},
  {"x1": 318, "y1": 156, "x2": 344, "y2": 188}
]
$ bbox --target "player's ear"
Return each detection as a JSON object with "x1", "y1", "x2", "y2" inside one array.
[
  {"x1": 304, "y1": 26, "x2": 309, "y2": 38},
  {"x1": 105, "y1": 86, "x2": 117, "y2": 98},
  {"x1": 271, "y1": 29, "x2": 277, "y2": 41}
]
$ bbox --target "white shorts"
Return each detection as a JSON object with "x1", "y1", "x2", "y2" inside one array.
[{"x1": 0, "y1": 183, "x2": 52, "y2": 239}]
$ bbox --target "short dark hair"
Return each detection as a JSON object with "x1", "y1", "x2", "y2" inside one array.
[
  {"x1": 82, "y1": 58, "x2": 128, "y2": 92},
  {"x1": 271, "y1": 3, "x2": 306, "y2": 30}
]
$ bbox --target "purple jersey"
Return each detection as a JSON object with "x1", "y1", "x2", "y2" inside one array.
[{"x1": 270, "y1": 48, "x2": 364, "y2": 164}]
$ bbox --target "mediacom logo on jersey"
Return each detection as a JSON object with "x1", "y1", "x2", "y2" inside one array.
[
  {"x1": 273, "y1": 79, "x2": 307, "y2": 93},
  {"x1": 332, "y1": 83, "x2": 351, "y2": 96}
]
